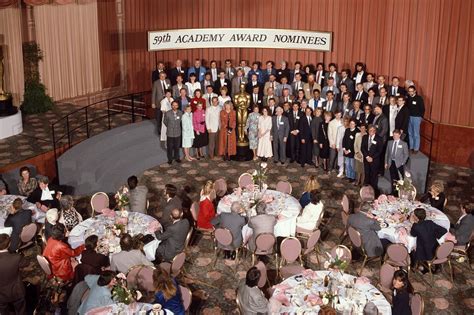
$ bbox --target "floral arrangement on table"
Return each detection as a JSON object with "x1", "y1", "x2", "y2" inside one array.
[
  {"x1": 115, "y1": 186, "x2": 130, "y2": 210},
  {"x1": 112, "y1": 273, "x2": 142, "y2": 305},
  {"x1": 324, "y1": 248, "x2": 348, "y2": 273},
  {"x1": 252, "y1": 162, "x2": 268, "y2": 191},
  {"x1": 319, "y1": 290, "x2": 338, "y2": 306},
  {"x1": 394, "y1": 171, "x2": 416, "y2": 200}
]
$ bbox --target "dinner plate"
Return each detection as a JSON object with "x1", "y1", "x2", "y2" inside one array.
[{"x1": 380, "y1": 222, "x2": 388, "y2": 228}]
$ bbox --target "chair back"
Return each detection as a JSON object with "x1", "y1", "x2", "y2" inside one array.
[
  {"x1": 214, "y1": 178, "x2": 227, "y2": 197},
  {"x1": 90, "y1": 192, "x2": 109, "y2": 214},
  {"x1": 171, "y1": 252, "x2": 186, "y2": 276},
  {"x1": 348, "y1": 226, "x2": 362, "y2": 248},
  {"x1": 341, "y1": 194, "x2": 350, "y2": 213},
  {"x1": 360, "y1": 186, "x2": 375, "y2": 202},
  {"x1": 80, "y1": 288, "x2": 90, "y2": 303},
  {"x1": 184, "y1": 228, "x2": 194, "y2": 250},
  {"x1": 37, "y1": 255, "x2": 52, "y2": 276},
  {"x1": 330, "y1": 245, "x2": 352, "y2": 264},
  {"x1": 126, "y1": 265, "x2": 143, "y2": 289},
  {"x1": 179, "y1": 285, "x2": 192, "y2": 311},
  {"x1": 254, "y1": 233, "x2": 276, "y2": 255},
  {"x1": 214, "y1": 228, "x2": 234, "y2": 249},
  {"x1": 20, "y1": 223, "x2": 37, "y2": 243},
  {"x1": 136, "y1": 265, "x2": 156, "y2": 292},
  {"x1": 276, "y1": 181, "x2": 292, "y2": 195},
  {"x1": 432, "y1": 241, "x2": 455, "y2": 264},
  {"x1": 254, "y1": 261, "x2": 268, "y2": 288},
  {"x1": 190, "y1": 202, "x2": 199, "y2": 222},
  {"x1": 386, "y1": 243, "x2": 409, "y2": 265},
  {"x1": 280, "y1": 237, "x2": 302, "y2": 264},
  {"x1": 379, "y1": 263, "x2": 398, "y2": 291},
  {"x1": 238, "y1": 173, "x2": 253, "y2": 188},
  {"x1": 410, "y1": 292, "x2": 424, "y2": 315},
  {"x1": 304, "y1": 229, "x2": 321, "y2": 255},
  {"x1": 341, "y1": 211, "x2": 349, "y2": 228},
  {"x1": 236, "y1": 294, "x2": 244, "y2": 314}
]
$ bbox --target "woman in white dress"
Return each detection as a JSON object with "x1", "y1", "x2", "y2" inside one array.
[
  {"x1": 185, "y1": 73, "x2": 201, "y2": 96},
  {"x1": 296, "y1": 189, "x2": 324, "y2": 231},
  {"x1": 256, "y1": 107, "x2": 273, "y2": 160},
  {"x1": 181, "y1": 105, "x2": 195, "y2": 161},
  {"x1": 218, "y1": 86, "x2": 231, "y2": 108},
  {"x1": 160, "y1": 90, "x2": 173, "y2": 141}
]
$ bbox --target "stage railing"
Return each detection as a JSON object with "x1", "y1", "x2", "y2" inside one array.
[{"x1": 421, "y1": 118, "x2": 435, "y2": 193}]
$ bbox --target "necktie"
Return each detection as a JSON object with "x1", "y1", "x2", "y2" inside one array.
[
  {"x1": 238, "y1": 77, "x2": 241, "y2": 84},
  {"x1": 308, "y1": 116, "x2": 311, "y2": 126},
  {"x1": 381, "y1": 97, "x2": 384, "y2": 105},
  {"x1": 328, "y1": 101, "x2": 332, "y2": 111},
  {"x1": 368, "y1": 136, "x2": 372, "y2": 150},
  {"x1": 227, "y1": 68, "x2": 230, "y2": 76},
  {"x1": 254, "y1": 95, "x2": 257, "y2": 104},
  {"x1": 208, "y1": 95, "x2": 211, "y2": 105},
  {"x1": 294, "y1": 112, "x2": 297, "y2": 122},
  {"x1": 277, "y1": 117, "x2": 280, "y2": 129},
  {"x1": 162, "y1": 81, "x2": 166, "y2": 92},
  {"x1": 177, "y1": 67, "x2": 181, "y2": 72},
  {"x1": 392, "y1": 87, "x2": 396, "y2": 95},
  {"x1": 392, "y1": 141, "x2": 397, "y2": 156},
  {"x1": 357, "y1": 92, "x2": 361, "y2": 100},
  {"x1": 316, "y1": 71, "x2": 320, "y2": 83}
]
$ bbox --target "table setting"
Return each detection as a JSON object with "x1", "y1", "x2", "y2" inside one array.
[
  {"x1": 86, "y1": 302, "x2": 174, "y2": 315},
  {"x1": 0, "y1": 194, "x2": 42, "y2": 235}
]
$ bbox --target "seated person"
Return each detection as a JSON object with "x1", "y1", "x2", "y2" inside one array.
[
  {"x1": 391, "y1": 269, "x2": 413, "y2": 315},
  {"x1": 299, "y1": 175, "x2": 321, "y2": 208},
  {"x1": 43, "y1": 223, "x2": 84, "y2": 281},
  {"x1": 419, "y1": 180, "x2": 446, "y2": 212},
  {"x1": 296, "y1": 189, "x2": 324, "y2": 231},
  {"x1": 0, "y1": 179, "x2": 7, "y2": 195},
  {"x1": 58, "y1": 195, "x2": 83, "y2": 232},
  {"x1": 347, "y1": 202, "x2": 384, "y2": 257},
  {"x1": 160, "y1": 184, "x2": 182, "y2": 229},
  {"x1": 77, "y1": 271, "x2": 116, "y2": 315},
  {"x1": 27, "y1": 175, "x2": 61, "y2": 210},
  {"x1": 110, "y1": 233, "x2": 152, "y2": 273},
  {"x1": 17, "y1": 166, "x2": 37, "y2": 197},
  {"x1": 4, "y1": 198, "x2": 32, "y2": 252},
  {"x1": 0, "y1": 234, "x2": 27, "y2": 315},
  {"x1": 450, "y1": 204, "x2": 474, "y2": 246},
  {"x1": 79, "y1": 235, "x2": 110, "y2": 274},
  {"x1": 237, "y1": 267, "x2": 268, "y2": 314},
  {"x1": 211, "y1": 201, "x2": 247, "y2": 259},
  {"x1": 44, "y1": 208, "x2": 59, "y2": 241},
  {"x1": 410, "y1": 207, "x2": 448, "y2": 272},
  {"x1": 197, "y1": 180, "x2": 216, "y2": 230},
  {"x1": 248, "y1": 202, "x2": 277, "y2": 252},
  {"x1": 155, "y1": 208, "x2": 190, "y2": 264},
  {"x1": 152, "y1": 267, "x2": 185, "y2": 315},
  {"x1": 127, "y1": 175, "x2": 149, "y2": 214}
]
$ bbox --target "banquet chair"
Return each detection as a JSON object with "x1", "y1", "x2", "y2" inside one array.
[
  {"x1": 179, "y1": 285, "x2": 192, "y2": 312},
  {"x1": 252, "y1": 233, "x2": 277, "y2": 269},
  {"x1": 347, "y1": 226, "x2": 381, "y2": 276},
  {"x1": 235, "y1": 294, "x2": 244, "y2": 314},
  {"x1": 301, "y1": 229, "x2": 322, "y2": 268},
  {"x1": 359, "y1": 186, "x2": 375, "y2": 202},
  {"x1": 37, "y1": 255, "x2": 52, "y2": 277},
  {"x1": 339, "y1": 210, "x2": 350, "y2": 244},
  {"x1": 450, "y1": 232, "x2": 473, "y2": 270},
  {"x1": 385, "y1": 243, "x2": 410, "y2": 271},
  {"x1": 160, "y1": 252, "x2": 186, "y2": 277},
  {"x1": 214, "y1": 228, "x2": 240, "y2": 266},
  {"x1": 378, "y1": 263, "x2": 398, "y2": 294},
  {"x1": 214, "y1": 178, "x2": 228, "y2": 198},
  {"x1": 410, "y1": 292, "x2": 424, "y2": 315},
  {"x1": 135, "y1": 265, "x2": 156, "y2": 293},
  {"x1": 341, "y1": 194, "x2": 350, "y2": 214},
  {"x1": 90, "y1": 192, "x2": 109, "y2": 216},
  {"x1": 126, "y1": 265, "x2": 144, "y2": 289},
  {"x1": 425, "y1": 241, "x2": 455, "y2": 283},
  {"x1": 183, "y1": 227, "x2": 194, "y2": 252},
  {"x1": 254, "y1": 261, "x2": 270, "y2": 289},
  {"x1": 330, "y1": 245, "x2": 352, "y2": 265},
  {"x1": 275, "y1": 181, "x2": 292, "y2": 195},
  {"x1": 238, "y1": 173, "x2": 254, "y2": 188},
  {"x1": 190, "y1": 201, "x2": 214, "y2": 241},
  {"x1": 279, "y1": 237, "x2": 304, "y2": 280},
  {"x1": 17, "y1": 222, "x2": 38, "y2": 252}
]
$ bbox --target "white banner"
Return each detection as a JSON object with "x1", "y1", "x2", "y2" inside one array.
[{"x1": 148, "y1": 28, "x2": 332, "y2": 52}]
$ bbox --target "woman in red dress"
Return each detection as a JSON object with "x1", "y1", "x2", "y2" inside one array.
[
  {"x1": 218, "y1": 101, "x2": 237, "y2": 160},
  {"x1": 190, "y1": 89, "x2": 206, "y2": 112},
  {"x1": 197, "y1": 181, "x2": 216, "y2": 230}
]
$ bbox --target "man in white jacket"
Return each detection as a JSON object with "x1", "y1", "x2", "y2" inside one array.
[
  {"x1": 328, "y1": 110, "x2": 343, "y2": 173},
  {"x1": 336, "y1": 117, "x2": 349, "y2": 178}
]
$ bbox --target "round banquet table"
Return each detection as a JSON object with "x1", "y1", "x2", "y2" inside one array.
[
  {"x1": 85, "y1": 302, "x2": 174, "y2": 315},
  {"x1": 0, "y1": 194, "x2": 43, "y2": 235},
  {"x1": 270, "y1": 270, "x2": 392, "y2": 314},
  {"x1": 68, "y1": 212, "x2": 161, "y2": 261},
  {"x1": 217, "y1": 189, "x2": 301, "y2": 238},
  {"x1": 371, "y1": 198, "x2": 450, "y2": 252}
]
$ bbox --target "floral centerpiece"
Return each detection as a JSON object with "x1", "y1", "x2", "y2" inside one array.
[
  {"x1": 324, "y1": 248, "x2": 348, "y2": 273},
  {"x1": 112, "y1": 273, "x2": 142, "y2": 305},
  {"x1": 252, "y1": 162, "x2": 268, "y2": 191},
  {"x1": 115, "y1": 186, "x2": 130, "y2": 210},
  {"x1": 114, "y1": 210, "x2": 129, "y2": 235},
  {"x1": 394, "y1": 171, "x2": 416, "y2": 200}
]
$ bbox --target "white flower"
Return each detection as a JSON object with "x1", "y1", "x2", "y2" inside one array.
[
  {"x1": 120, "y1": 210, "x2": 129, "y2": 217},
  {"x1": 262, "y1": 183, "x2": 268, "y2": 190},
  {"x1": 405, "y1": 171, "x2": 411, "y2": 178},
  {"x1": 322, "y1": 297, "x2": 329, "y2": 305},
  {"x1": 324, "y1": 261, "x2": 330, "y2": 269},
  {"x1": 135, "y1": 290, "x2": 142, "y2": 301},
  {"x1": 117, "y1": 273, "x2": 127, "y2": 280},
  {"x1": 252, "y1": 170, "x2": 258, "y2": 176},
  {"x1": 261, "y1": 162, "x2": 268, "y2": 169},
  {"x1": 336, "y1": 247, "x2": 344, "y2": 259}
]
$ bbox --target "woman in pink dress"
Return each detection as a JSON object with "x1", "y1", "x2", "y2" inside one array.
[{"x1": 192, "y1": 102, "x2": 208, "y2": 159}]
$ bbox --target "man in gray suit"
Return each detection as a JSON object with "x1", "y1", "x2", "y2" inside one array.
[
  {"x1": 155, "y1": 208, "x2": 190, "y2": 263},
  {"x1": 231, "y1": 69, "x2": 248, "y2": 97},
  {"x1": 348, "y1": 202, "x2": 386, "y2": 257},
  {"x1": 211, "y1": 201, "x2": 247, "y2": 259},
  {"x1": 271, "y1": 107, "x2": 290, "y2": 164},
  {"x1": 248, "y1": 203, "x2": 276, "y2": 252},
  {"x1": 152, "y1": 72, "x2": 171, "y2": 135},
  {"x1": 385, "y1": 129, "x2": 409, "y2": 195},
  {"x1": 160, "y1": 184, "x2": 182, "y2": 229},
  {"x1": 450, "y1": 204, "x2": 474, "y2": 246},
  {"x1": 163, "y1": 100, "x2": 183, "y2": 164},
  {"x1": 127, "y1": 175, "x2": 148, "y2": 214}
]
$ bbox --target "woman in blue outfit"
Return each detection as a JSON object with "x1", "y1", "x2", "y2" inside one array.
[{"x1": 152, "y1": 267, "x2": 185, "y2": 315}]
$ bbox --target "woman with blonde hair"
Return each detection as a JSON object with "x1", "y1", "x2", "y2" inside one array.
[
  {"x1": 152, "y1": 267, "x2": 185, "y2": 315},
  {"x1": 299, "y1": 175, "x2": 321, "y2": 208},
  {"x1": 420, "y1": 180, "x2": 446, "y2": 212},
  {"x1": 197, "y1": 180, "x2": 216, "y2": 230},
  {"x1": 218, "y1": 86, "x2": 231, "y2": 108}
]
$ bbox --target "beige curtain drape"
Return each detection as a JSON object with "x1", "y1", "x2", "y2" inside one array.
[
  {"x1": 0, "y1": 7, "x2": 24, "y2": 106},
  {"x1": 34, "y1": 1, "x2": 102, "y2": 101}
]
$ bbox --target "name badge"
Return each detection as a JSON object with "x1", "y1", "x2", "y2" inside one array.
[
  {"x1": 412, "y1": 101, "x2": 416, "y2": 105},
  {"x1": 279, "y1": 121, "x2": 284, "y2": 125},
  {"x1": 345, "y1": 109, "x2": 349, "y2": 112},
  {"x1": 202, "y1": 114, "x2": 206, "y2": 117},
  {"x1": 296, "y1": 116, "x2": 300, "y2": 119},
  {"x1": 256, "y1": 72, "x2": 260, "y2": 75},
  {"x1": 230, "y1": 72, "x2": 234, "y2": 76},
  {"x1": 223, "y1": 82, "x2": 227, "y2": 85},
  {"x1": 176, "y1": 116, "x2": 180, "y2": 120},
  {"x1": 278, "y1": 71, "x2": 282, "y2": 75},
  {"x1": 258, "y1": 100, "x2": 261, "y2": 103},
  {"x1": 200, "y1": 72, "x2": 204, "y2": 75},
  {"x1": 398, "y1": 144, "x2": 403, "y2": 148},
  {"x1": 372, "y1": 140, "x2": 377, "y2": 144},
  {"x1": 180, "y1": 70, "x2": 184, "y2": 73},
  {"x1": 321, "y1": 76, "x2": 325, "y2": 79},
  {"x1": 350, "y1": 135, "x2": 354, "y2": 139}
]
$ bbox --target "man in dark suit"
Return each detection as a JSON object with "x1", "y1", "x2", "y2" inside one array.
[
  {"x1": 151, "y1": 61, "x2": 166, "y2": 84},
  {"x1": 214, "y1": 70, "x2": 231, "y2": 95},
  {"x1": 298, "y1": 107, "x2": 314, "y2": 167},
  {"x1": 168, "y1": 59, "x2": 186, "y2": 85},
  {"x1": 231, "y1": 69, "x2": 248, "y2": 97},
  {"x1": 321, "y1": 91, "x2": 342, "y2": 113},
  {"x1": 374, "y1": 87, "x2": 389, "y2": 106},
  {"x1": 211, "y1": 201, "x2": 246, "y2": 259},
  {"x1": 395, "y1": 96, "x2": 410, "y2": 140},
  {"x1": 0, "y1": 234, "x2": 26, "y2": 314},
  {"x1": 339, "y1": 69, "x2": 355, "y2": 95},
  {"x1": 201, "y1": 72, "x2": 214, "y2": 92},
  {"x1": 246, "y1": 73, "x2": 263, "y2": 95},
  {"x1": 354, "y1": 83, "x2": 368, "y2": 105},
  {"x1": 4, "y1": 198, "x2": 32, "y2": 252},
  {"x1": 247, "y1": 62, "x2": 264, "y2": 84},
  {"x1": 347, "y1": 202, "x2": 384, "y2": 257},
  {"x1": 263, "y1": 60, "x2": 277, "y2": 83},
  {"x1": 27, "y1": 175, "x2": 61, "y2": 210},
  {"x1": 224, "y1": 59, "x2": 236, "y2": 80},
  {"x1": 410, "y1": 208, "x2": 447, "y2": 272},
  {"x1": 450, "y1": 204, "x2": 474, "y2": 246},
  {"x1": 278, "y1": 88, "x2": 294, "y2": 107},
  {"x1": 159, "y1": 184, "x2": 182, "y2": 229},
  {"x1": 361, "y1": 104, "x2": 375, "y2": 125},
  {"x1": 361, "y1": 125, "x2": 384, "y2": 196},
  {"x1": 249, "y1": 86, "x2": 263, "y2": 111},
  {"x1": 385, "y1": 130, "x2": 409, "y2": 195},
  {"x1": 292, "y1": 73, "x2": 305, "y2": 97},
  {"x1": 271, "y1": 107, "x2": 290, "y2": 164},
  {"x1": 208, "y1": 60, "x2": 222, "y2": 82},
  {"x1": 163, "y1": 101, "x2": 183, "y2": 165},
  {"x1": 276, "y1": 61, "x2": 291, "y2": 83},
  {"x1": 288, "y1": 102, "x2": 303, "y2": 163},
  {"x1": 372, "y1": 104, "x2": 389, "y2": 144},
  {"x1": 388, "y1": 76, "x2": 406, "y2": 97},
  {"x1": 376, "y1": 75, "x2": 389, "y2": 96},
  {"x1": 152, "y1": 71, "x2": 171, "y2": 134},
  {"x1": 155, "y1": 208, "x2": 190, "y2": 263}
]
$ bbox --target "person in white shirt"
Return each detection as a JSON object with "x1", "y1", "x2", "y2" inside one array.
[
  {"x1": 185, "y1": 73, "x2": 201, "y2": 96},
  {"x1": 160, "y1": 89, "x2": 173, "y2": 142},
  {"x1": 296, "y1": 190, "x2": 324, "y2": 231},
  {"x1": 309, "y1": 89, "x2": 325, "y2": 110},
  {"x1": 336, "y1": 117, "x2": 349, "y2": 178},
  {"x1": 209, "y1": 60, "x2": 219, "y2": 82},
  {"x1": 218, "y1": 86, "x2": 231, "y2": 108},
  {"x1": 328, "y1": 110, "x2": 343, "y2": 173},
  {"x1": 387, "y1": 96, "x2": 399, "y2": 137},
  {"x1": 205, "y1": 97, "x2": 222, "y2": 159}
]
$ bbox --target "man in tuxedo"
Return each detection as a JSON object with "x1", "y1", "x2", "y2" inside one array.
[
  {"x1": 292, "y1": 73, "x2": 305, "y2": 97},
  {"x1": 263, "y1": 87, "x2": 279, "y2": 108},
  {"x1": 406, "y1": 86, "x2": 425, "y2": 153},
  {"x1": 276, "y1": 60, "x2": 291, "y2": 83},
  {"x1": 303, "y1": 74, "x2": 321, "y2": 100},
  {"x1": 322, "y1": 91, "x2": 341, "y2": 113},
  {"x1": 159, "y1": 184, "x2": 182, "y2": 229},
  {"x1": 27, "y1": 175, "x2": 61, "y2": 210},
  {"x1": 276, "y1": 76, "x2": 293, "y2": 97},
  {"x1": 127, "y1": 175, "x2": 148, "y2": 214},
  {"x1": 214, "y1": 70, "x2": 231, "y2": 95},
  {"x1": 250, "y1": 86, "x2": 263, "y2": 110},
  {"x1": 172, "y1": 74, "x2": 188, "y2": 99},
  {"x1": 395, "y1": 96, "x2": 410, "y2": 140},
  {"x1": 339, "y1": 69, "x2": 354, "y2": 95},
  {"x1": 152, "y1": 71, "x2": 171, "y2": 134},
  {"x1": 0, "y1": 234, "x2": 26, "y2": 314},
  {"x1": 4, "y1": 198, "x2": 32, "y2": 252},
  {"x1": 361, "y1": 125, "x2": 384, "y2": 196},
  {"x1": 224, "y1": 59, "x2": 236, "y2": 80},
  {"x1": 263, "y1": 60, "x2": 277, "y2": 82},
  {"x1": 354, "y1": 83, "x2": 368, "y2": 104},
  {"x1": 231, "y1": 69, "x2": 248, "y2": 97},
  {"x1": 209, "y1": 60, "x2": 221, "y2": 82},
  {"x1": 247, "y1": 62, "x2": 264, "y2": 83},
  {"x1": 385, "y1": 130, "x2": 409, "y2": 195},
  {"x1": 263, "y1": 74, "x2": 280, "y2": 96},
  {"x1": 246, "y1": 73, "x2": 263, "y2": 94},
  {"x1": 278, "y1": 88, "x2": 294, "y2": 107},
  {"x1": 388, "y1": 76, "x2": 406, "y2": 97},
  {"x1": 168, "y1": 59, "x2": 186, "y2": 85},
  {"x1": 288, "y1": 102, "x2": 303, "y2": 163},
  {"x1": 155, "y1": 208, "x2": 190, "y2": 263},
  {"x1": 187, "y1": 59, "x2": 207, "y2": 82},
  {"x1": 361, "y1": 104, "x2": 375, "y2": 125},
  {"x1": 271, "y1": 107, "x2": 290, "y2": 164},
  {"x1": 298, "y1": 107, "x2": 314, "y2": 167}
]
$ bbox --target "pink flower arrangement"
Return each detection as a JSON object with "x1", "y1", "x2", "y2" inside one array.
[
  {"x1": 388, "y1": 195, "x2": 397, "y2": 202},
  {"x1": 235, "y1": 187, "x2": 242, "y2": 196},
  {"x1": 147, "y1": 221, "x2": 161, "y2": 233},
  {"x1": 355, "y1": 276, "x2": 371, "y2": 285},
  {"x1": 305, "y1": 294, "x2": 323, "y2": 306},
  {"x1": 115, "y1": 217, "x2": 128, "y2": 226},
  {"x1": 245, "y1": 184, "x2": 255, "y2": 192},
  {"x1": 102, "y1": 208, "x2": 116, "y2": 218},
  {"x1": 377, "y1": 194, "x2": 388, "y2": 203},
  {"x1": 262, "y1": 194, "x2": 274, "y2": 204}
]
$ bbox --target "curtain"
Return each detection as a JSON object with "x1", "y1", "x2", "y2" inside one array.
[
  {"x1": 0, "y1": 7, "x2": 24, "y2": 106},
  {"x1": 34, "y1": 1, "x2": 102, "y2": 101},
  {"x1": 0, "y1": 0, "x2": 17, "y2": 9}
]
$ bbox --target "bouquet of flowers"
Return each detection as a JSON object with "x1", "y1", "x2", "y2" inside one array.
[
  {"x1": 324, "y1": 248, "x2": 348, "y2": 272},
  {"x1": 115, "y1": 186, "x2": 130, "y2": 210},
  {"x1": 112, "y1": 273, "x2": 142, "y2": 305},
  {"x1": 252, "y1": 162, "x2": 268, "y2": 190},
  {"x1": 394, "y1": 171, "x2": 416, "y2": 200}
]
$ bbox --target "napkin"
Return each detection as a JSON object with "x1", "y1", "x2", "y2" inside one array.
[
  {"x1": 262, "y1": 195, "x2": 274, "y2": 204},
  {"x1": 85, "y1": 306, "x2": 113, "y2": 315},
  {"x1": 235, "y1": 187, "x2": 242, "y2": 196},
  {"x1": 387, "y1": 195, "x2": 397, "y2": 202},
  {"x1": 397, "y1": 227, "x2": 409, "y2": 246},
  {"x1": 273, "y1": 293, "x2": 290, "y2": 306},
  {"x1": 147, "y1": 220, "x2": 161, "y2": 233},
  {"x1": 355, "y1": 276, "x2": 371, "y2": 285},
  {"x1": 222, "y1": 196, "x2": 232, "y2": 206},
  {"x1": 377, "y1": 194, "x2": 388, "y2": 203},
  {"x1": 273, "y1": 283, "x2": 291, "y2": 292},
  {"x1": 102, "y1": 208, "x2": 116, "y2": 218},
  {"x1": 306, "y1": 294, "x2": 323, "y2": 306}
]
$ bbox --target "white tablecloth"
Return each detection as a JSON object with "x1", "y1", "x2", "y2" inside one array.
[
  {"x1": 372, "y1": 199, "x2": 450, "y2": 252},
  {"x1": 217, "y1": 189, "x2": 301, "y2": 238},
  {"x1": 68, "y1": 212, "x2": 161, "y2": 261},
  {"x1": 270, "y1": 270, "x2": 391, "y2": 314},
  {"x1": 0, "y1": 195, "x2": 43, "y2": 235},
  {"x1": 86, "y1": 302, "x2": 174, "y2": 315}
]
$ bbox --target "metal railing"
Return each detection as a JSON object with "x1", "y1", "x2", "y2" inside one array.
[
  {"x1": 50, "y1": 91, "x2": 151, "y2": 179},
  {"x1": 421, "y1": 118, "x2": 435, "y2": 193}
]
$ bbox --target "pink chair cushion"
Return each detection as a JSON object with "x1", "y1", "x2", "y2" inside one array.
[
  {"x1": 20, "y1": 223, "x2": 37, "y2": 243},
  {"x1": 158, "y1": 262, "x2": 171, "y2": 274},
  {"x1": 280, "y1": 265, "x2": 305, "y2": 280},
  {"x1": 379, "y1": 263, "x2": 397, "y2": 290},
  {"x1": 304, "y1": 230, "x2": 321, "y2": 255},
  {"x1": 238, "y1": 173, "x2": 253, "y2": 188},
  {"x1": 280, "y1": 238, "x2": 302, "y2": 263},
  {"x1": 126, "y1": 266, "x2": 142, "y2": 288},
  {"x1": 180, "y1": 285, "x2": 192, "y2": 311},
  {"x1": 171, "y1": 252, "x2": 186, "y2": 276},
  {"x1": 410, "y1": 293, "x2": 423, "y2": 315},
  {"x1": 37, "y1": 255, "x2": 52, "y2": 276},
  {"x1": 348, "y1": 226, "x2": 362, "y2": 248},
  {"x1": 433, "y1": 242, "x2": 454, "y2": 263},
  {"x1": 91, "y1": 193, "x2": 109, "y2": 213},
  {"x1": 360, "y1": 186, "x2": 375, "y2": 201},
  {"x1": 276, "y1": 181, "x2": 292, "y2": 195},
  {"x1": 214, "y1": 179, "x2": 227, "y2": 197},
  {"x1": 341, "y1": 211, "x2": 349, "y2": 227},
  {"x1": 255, "y1": 234, "x2": 275, "y2": 254},
  {"x1": 330, "y1": 246, "x2": 352, "y2": 264},
  {"x1": 254, "y1": 261, "x2": 267, "y2": 288},
  {"x1": 136, "y1": 266, "x2": 155, "y2": 292},
  {"x1": 341, "y1": 195, "x2": 349, "y2": 213},
  {"x1": 215, "y1": 228, "x2": 233, "y2": 248},
  {"x1": 387, "y1": 244, "x2": 409, "y2": 264}
]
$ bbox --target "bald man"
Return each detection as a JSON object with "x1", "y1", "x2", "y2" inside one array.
[{"x1": 154, "y1": 208, "x2": 190, "y2": 263}]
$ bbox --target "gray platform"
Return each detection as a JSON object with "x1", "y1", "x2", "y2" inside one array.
[{"x1": 58, "y1": 120, "x2": 167, "y2": 195}]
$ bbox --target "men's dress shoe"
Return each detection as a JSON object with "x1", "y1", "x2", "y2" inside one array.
[
  {"x1": 274, "y1": 160, "x2": 278, "y2": 164},
  {"x1": 175, "y1": 159, "x2": 181, "y2": 163},
  {"x1": 290, "y1": 159, "x2": 295, "y2": 163},
  {"x1": 230, "y1": 251, "x2": 236, "y2": 260},
  {"x1": 301, "y1": 163, "x2": 305, "y2": 168},
  {"x1": 414, "y1": 150, "x2": 419, "y2": 154},
  {"x1": 167, "y1": 160, "x2": 172, "y2": 165},
  {"x1": 281, "y1": 162, "x2": 285, "y2": 165}
]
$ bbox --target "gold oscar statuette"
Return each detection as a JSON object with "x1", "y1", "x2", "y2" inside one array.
[{"x1": 233, "y1": 83, "x2": 251, "y2": 146}]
